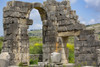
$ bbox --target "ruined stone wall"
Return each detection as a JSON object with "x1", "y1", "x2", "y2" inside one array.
[
  {"x1": 46, "y1": 0, "x2": 85, "y2": 64},
  {"x1": 75, "y1": 30, "x2": 100, "y2": 66},
  {"x1": 3, "y1": 0, "x2": 100, "y2": 66},
  {"x1": 2, "y1": 0, "x2": 86, "y2": 65},
  {"x1": 3, "y1": 0, "x2": 58, "y2": 65},
  {"x1": 3, "y1": 1, "x2": 33, "y2": 65}
]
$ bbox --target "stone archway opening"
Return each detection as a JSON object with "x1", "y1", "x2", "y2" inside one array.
[
  {"x1": 26, "y1": 3, "x2": 48, "y2": 65},
  {"x1": 66, "y1": 36, "x2": 75, "y2": 63},
  {"x1": 57, "y1": 36, "x2": 75, "y2": 64},
  {"x1": 28, "y1": 9, "x2": 43, "y2": 65}
]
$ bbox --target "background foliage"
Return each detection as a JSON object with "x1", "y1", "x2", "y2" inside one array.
[
  {"x1": 29, "y1": 43, "x2": 43, "y2": 54},
  {"x1": 67, "y1": 43, "x2": 75, "y2": 63}
]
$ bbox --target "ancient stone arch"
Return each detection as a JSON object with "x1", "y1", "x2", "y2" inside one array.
[{"x1": 1, "y1": 0, "x2": 100, "y2": 66}]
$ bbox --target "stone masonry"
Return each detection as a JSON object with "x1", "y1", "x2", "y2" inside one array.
[
  {"x1": 75, "y1": 30, "x2": 100, "y2": 66},
  {"x1": 1, "y1": 0, "x2": 100, "y2": 66}
]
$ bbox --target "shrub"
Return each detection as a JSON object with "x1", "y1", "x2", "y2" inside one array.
[
  {"x1": 0, "y1": 44, "x2": 2, "y2": 53},
  {"x1": 30, "y1": 59, "x2": 38, "y2": 65},
  {"x1": 67, "y1": 43, "x2": 75, "y2": 63},
  {"x1": 18, "y1": 62, "x2": 24, "y2": 66},
  {"x1": 30, "y1": 43, "x2": 43, "y2": 54}
]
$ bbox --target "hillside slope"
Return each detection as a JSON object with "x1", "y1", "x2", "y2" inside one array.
[
  {"x1": 86, "y1": 23, "x2": 100, "y2": 34},
  {"x1": 28, "y1": 30, "x2": 42, "y2": 37}
]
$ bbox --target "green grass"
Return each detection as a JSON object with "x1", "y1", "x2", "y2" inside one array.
[{"x1": 0, "y1": 37, "x2": 3, "y2": 53}]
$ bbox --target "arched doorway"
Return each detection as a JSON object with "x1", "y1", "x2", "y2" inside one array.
[
  {"x1": 2, "y1": 1, "x2": 48, "y2": 65},
  {"x1": 28, "y1": 9, "x2": 43, "y2": 65},
  {"x1": 23, "y1": 3, "x2": 48, "y2": 65}
]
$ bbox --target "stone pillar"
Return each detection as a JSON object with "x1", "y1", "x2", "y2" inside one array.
[
  {"x1": 96, "y1": 49, "x2": 100, "y2": 67},
  {"x1": 3, "y1": 1, "x2": 33, "y2": 65},
  {"x1": 43, "y1": 0, "x2": 58, "y2": 62},
  {"x1": 61, "y1": 37, "x2": 68, "y2": 64}
]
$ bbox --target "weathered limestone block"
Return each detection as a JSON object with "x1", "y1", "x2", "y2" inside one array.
[
  {"x1": 7, "y1": 1, "x2": 32, "y2": 8},
  {"x1": 61, "y1": 1, "x2": 68, "y2": 5},
  {"x1": 0, "y1": 52, "x2": 10, "y2": 67},
  {"x1": 46, "y1": 0, "x2": 57, "y2": 6},
  {"x1": 63, "y1": 63, "x2": 75, "y2": 67},
  {"x1": 42, "y1": 47, "x2": 50, "y2": 53},
  {"x1": 3, "y1": 23, "x2": 9, "y2": 29},
  {"x1": 58, "y1": 23, "x2": 85, "y2": 32},
  {"x1": 38, "y1": 62, "x2": 45, "y2": 67},
  {"x1": 3, "y1": 7, "x2": 29, "y2": 13},
  {"x1": 54, "y1": 65, "x2": 63, "y2": 67},
  {"x1": 4, "y1": 34, "x2": 13, "y2": 40},
  {"x1": 45, "y1": 36, "x2": 56, "y2": 43},
  {"x1": 33, "y1": 3, "x2": 43, "y2": 8},
  {"x1": 19, "y1": 34, "x2": 28, "y2": 39},
  {"x1": 47, "y1": 26, "x2": 56, "y2": 30},
  {"x1": 20, "y1": 28, "x2": 27, "y2": 34},
  {"x1": 82, "y1": 66, "x2": 96, "y2": 67},
  {"x1": 43, "y1": 20, "x2": 48, "y2": 26},
  {"x1": 26, "y1": 19, "x2": 33, "y2": 25},
  {"x1": 58, "y1": 20, "x2": 72, "y2": 26},
  {"x1": 51, "y1": 52, "x2": 61, "y2": 63},
  {"x1": 46, "y1": 31, "x2": 57, "y2": 36},
  {"x1": 96, "y1": 49, "x2": 100, "y2": 66},
  {"x1": 4, "y1": 11, "x2": 28, "y2": 18},
  {"x1": 79, "y1": 54, "x2": 96, "y2": 61},
  {"x1": 80, "y1": 47, "x2": 96, "y2": 54},
  {"x1": 80, "y1": 30, "x2": 94, "y2": 35},
  {"x1": 56, "y1": 5, "x2": 65, "y2": 11},
  {"x1": 76, "y1": 30, "x2": 95, "y2": 41},
  {"x1": 3, "y1": 17, "x2": 18, "y2": 24},
  {"x1": 43, "y1": 53, "x2": 50, "y2": 62}
]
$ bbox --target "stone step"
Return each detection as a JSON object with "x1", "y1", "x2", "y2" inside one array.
[
  {"x1": 63, "y1": 63, "x2": 75, "y2": 67},
  {"x1": 82, "y1": 66, "x2": 96, "y2": 67}
]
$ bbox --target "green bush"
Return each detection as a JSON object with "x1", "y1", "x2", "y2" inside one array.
[
  {"x1": 67, "y1": 43, "x2": 75, "y2": 63},
  {"x1": 29, "y1": 36, "x2": 42, "y2": 45},
  {"x1": 18, "y1": 62, "x2": 24, "y2": 66},
  {"x1": 30, "y1": 59, "x2": 38, "y2": 65},
  {"x1": 29, "y1": 43, "x2": 43, "y2": 54},
  {"x1": 0, "y1": 43, "x2": 2, "y2": 53},
  {"x1": 0, "y1": 37, "x2": 3, "y2": 53}
]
